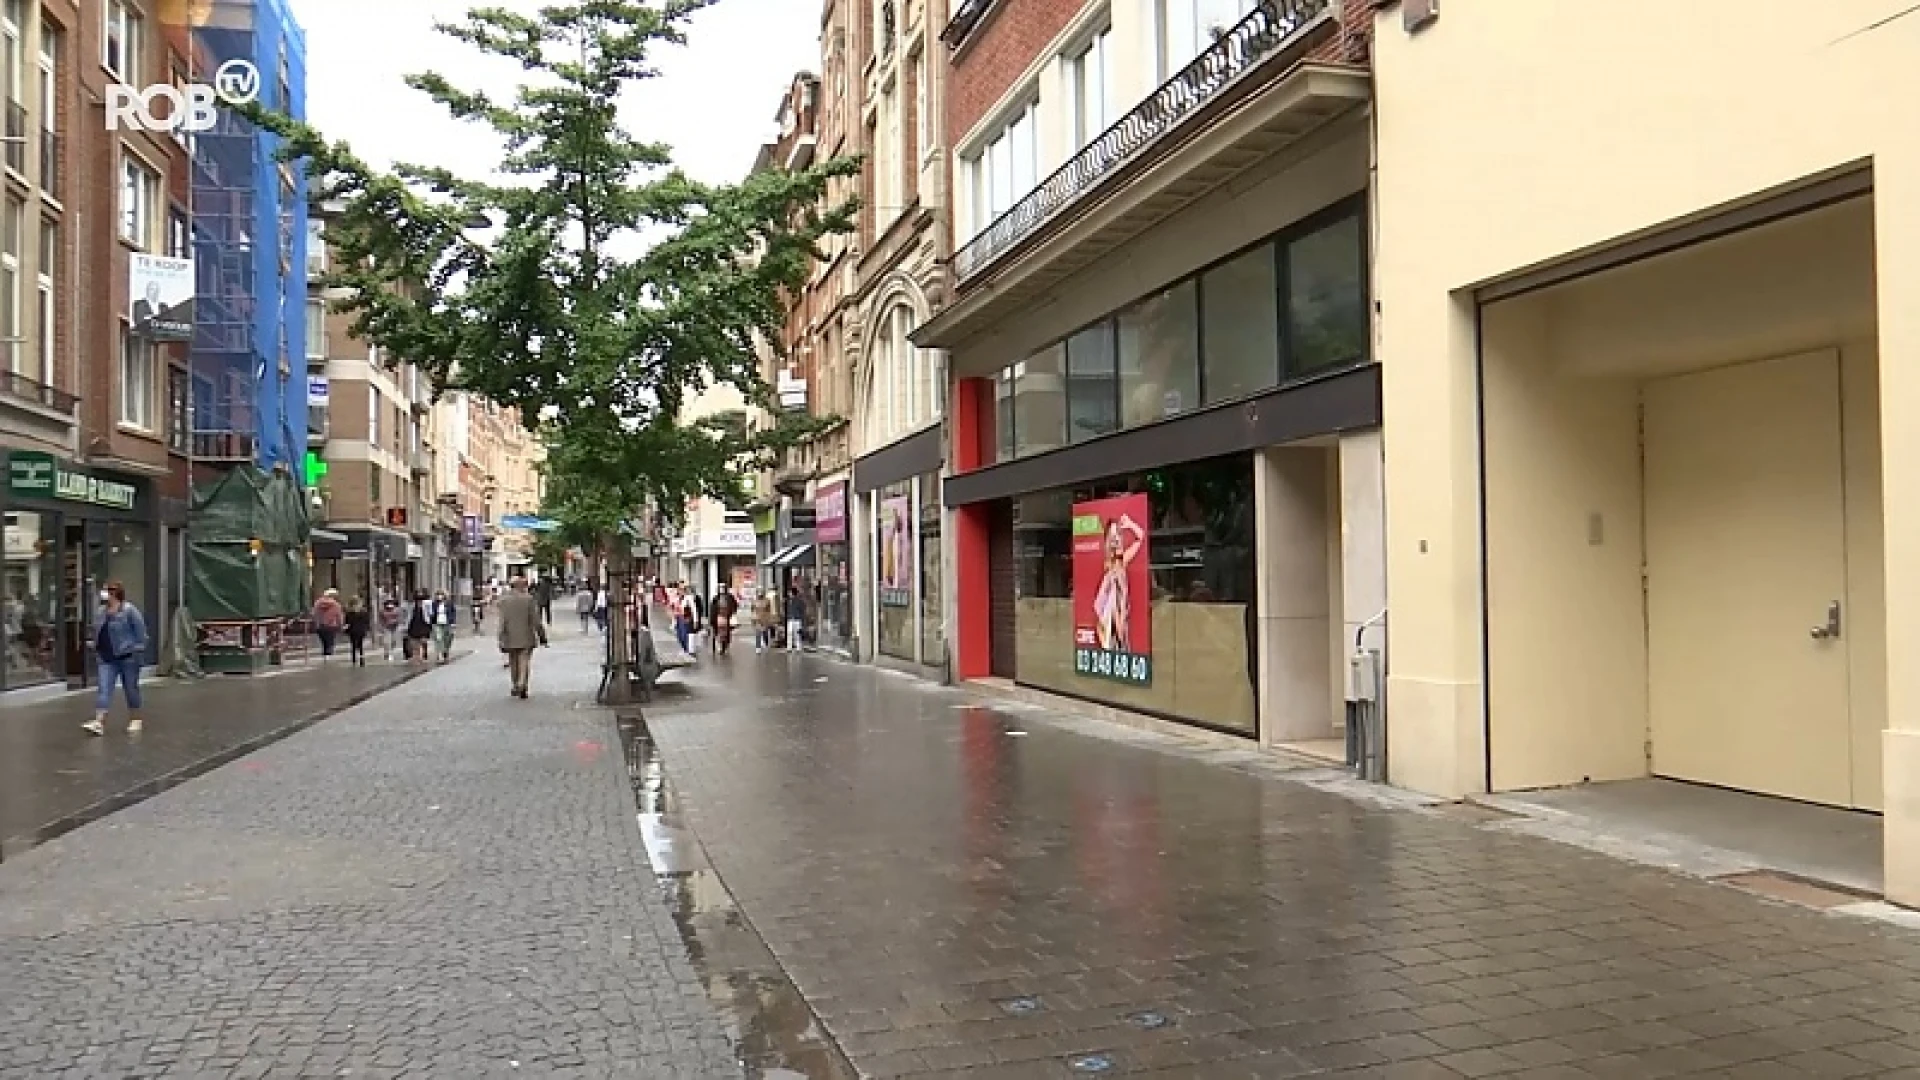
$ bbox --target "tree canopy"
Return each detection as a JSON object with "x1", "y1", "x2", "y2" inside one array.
[{"x1": 244, "y1": 0, "x2": 857, "y2": 549}]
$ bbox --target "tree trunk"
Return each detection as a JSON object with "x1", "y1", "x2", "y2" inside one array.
[{"x1": 600, "y1": 532, "x2": 634, "y2": 705}]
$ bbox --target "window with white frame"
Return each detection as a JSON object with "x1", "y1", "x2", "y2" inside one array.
[
  {"x1": 167, "y1": 207, "x2": 188, "y2": 258},
  {"x1": 874, "y1": 81, "x2": 901, "y2": 228},
  {"x1": 306, "y1": 218, "x2": 325, "y2": 274},
  {"x1": 119, "y1": 333, "x2": 154, "y2": 428},
  {"x1": 1156, "y1": 0, "x2": 1256, "y2": 81},
  {"x1": 102, "y1": 0, "x2": 140, "y2": 84},
  {"x1": 118, "y1": 153, "x2": 157, "y2": 248},
  {"x1": 306, "y1": 298, "x2": 324, "y2": 358},
  {"x1": 0, "y1": 196, "x2": 16, "y2": 374},
  {"x1": 962, "y1": 98, "x2": 1037, "y2": 240},
  {"x1": 1068, "y1": 27, "x2": 1112, "y2": 150},
  {"x1": 368, "y1": 385, "x2": 380, "y2": 444},
  {"x1": 35, "y1": 215, "x2": 50, "y2": 385}
]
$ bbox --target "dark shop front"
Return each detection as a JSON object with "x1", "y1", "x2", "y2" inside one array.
[{"x1": 2, "y1": 451, "x2": 159, "y2": 690}]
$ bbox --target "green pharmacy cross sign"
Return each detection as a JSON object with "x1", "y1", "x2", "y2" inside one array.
[{"x1": 304, "y1": 452, "x2": 329, "y2": 487}]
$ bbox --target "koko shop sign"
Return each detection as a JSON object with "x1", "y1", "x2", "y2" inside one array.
[{"x1": 7, "y1": 452, "x2": 138, "y2": 511}]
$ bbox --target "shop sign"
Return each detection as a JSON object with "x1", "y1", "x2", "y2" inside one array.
[
  {"x1": 716, "y1": 526, "x2": 755, "y2": 550},
  {"x1": 1071, "y1": 493, "x2": 1153, "y2": 686},
  {"x1": 8, "y1": 452, "x2": 137, "y2": 511},
  {"x1": 877, "y1": 494, "x2": 913, "y2": 608},
  {"x1": 753, "y1": 508, "x2": 776, "y2": 535},
  {"x1": 816, "y1": 482, "x2": 847, "y2": 544}
]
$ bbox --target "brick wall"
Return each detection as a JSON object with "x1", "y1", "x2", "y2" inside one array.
[{"x1": 945, "y1": 0, "x2": 1083, "y2": 148}]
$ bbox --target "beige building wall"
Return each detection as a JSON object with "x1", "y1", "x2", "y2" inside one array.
[{"x1": 1372, "y1": 0, "x2": 1920, "y2": 904}]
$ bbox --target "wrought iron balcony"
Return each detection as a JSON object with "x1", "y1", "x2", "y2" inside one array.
[
  {"x1": 953, "y1": 0, "x2": 1327, "y2": 281},
  {"x1": 0, "y1": 370, "x2": 78, "y2": 414}
]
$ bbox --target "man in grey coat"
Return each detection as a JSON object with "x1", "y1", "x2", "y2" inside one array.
[{"x1": 497, "y1": 575, "x2": 546, "y2": 698}]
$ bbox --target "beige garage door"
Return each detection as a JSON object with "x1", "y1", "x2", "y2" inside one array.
[{"x1": 1643, "y1": 350, "x2": 1853, "y2": 807}]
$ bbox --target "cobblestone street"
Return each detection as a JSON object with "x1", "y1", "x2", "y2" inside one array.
[
  {"x1": 0, "y1": 640, "x2": 736, "y2": 1078},
  {"x1": 644, "y1": 650, "x2": 1920, "y2": 1079},
  {"x1": 7, "y1": 634, "x2": 1920, "y2": 1078}
]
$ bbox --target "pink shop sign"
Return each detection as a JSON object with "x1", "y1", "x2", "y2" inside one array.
[{"x1": 817, "y1": 482, "x2": 847, "y2": 544}]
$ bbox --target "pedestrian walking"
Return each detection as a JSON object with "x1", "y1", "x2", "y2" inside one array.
[
  {"x1": 710, "y1": 583, "x2": 739, "y2": 656},
  {"x1": 378, "y1": 594, "x2": 403, "y2": 660},
  {"x1": 784, "y1": 583, "x2": 807, "y2": 651},
  {"x1": 496, "y1": 575, "x2": 546, "y2": 699},
  {"x1": 674, "y1": 587, "x2": 697, "y2": 654},
  {"x1": 344, "y1": 595, "x2": 371, "y2": 666},
  {"x1": 428, "y1": 589, "x2": 457, "y2": 662},
  {"x1": 312, "y1": 589, "x2": 345, "y2": 661},
  {"x1": 82, "y1": 581, "x2": 148, "y2": 736},
  {"x1": 576, "y1": 583, "x2": 594, "y2": 633},
  {"x1": 593, "y1": 584, "x2": 608, "y2": 633},
  {"x1": 536, "y1": 577, "x2": 554, "y2": 626},
  {"x1": 405, "y1": 589, "x2": 433, "y2": 663},
  {"x1": 753, "y1": 589, "x2": 775, "y2": 652}
]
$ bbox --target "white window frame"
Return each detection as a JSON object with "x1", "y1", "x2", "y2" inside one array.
[
  {"x1": 119, "y1": 332, "x2": 154, "y2": 429},
  {"x1": 36, "y1": 23, "x2": 52, "y2": 134},
  {"x1": 1156, "y1": 0, "x2": 1256, "y2": 81},
  {"x1": 118, "y1": 151, "x2": 158, "y2": 249},
  {"x1": 0, "y1": 196, "x2": 17, "y2": 375},
  {"x1": 306, "y1": 218, "x2": 326, "y2": 274},
  {"x1": 102, "y1": 0, "x2": 139, "y2": 85},
  {"x1": 1067, "y1": 26, "x2": 1112, "y2": 150},
  {"x1": 368, "y1": 385, "x2": 380, "y2": 444},
  {"x1": 34, "y1": 212, "x2": 48, "y2": 385},
  {"x1": 305, "y1": 297, "x2": 325, "y2": 359},
  {"x1": 959, "y1": 96, "x2": 1038, "y2": 242}
]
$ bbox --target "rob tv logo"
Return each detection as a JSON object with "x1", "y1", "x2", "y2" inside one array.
[{"x1": 105, "y1": 58, "x2": 259, "y2": 133}]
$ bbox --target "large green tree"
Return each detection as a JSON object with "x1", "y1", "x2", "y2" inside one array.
[{"x1": 243, "y1": 0, "x2": 856, "y2": 698}]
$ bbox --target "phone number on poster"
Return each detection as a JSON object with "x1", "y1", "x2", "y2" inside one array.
[{"x1": 1075, "y1": 647, "x2": 1151, "y2": 685}]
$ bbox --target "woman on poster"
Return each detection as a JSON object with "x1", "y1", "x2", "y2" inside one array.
[{"x1": 1092, "y1": 513, "x2": 1147, "y2": 651}]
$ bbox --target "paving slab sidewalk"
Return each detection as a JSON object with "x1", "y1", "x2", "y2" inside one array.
[{"x1": 0, "y1": 650, "x2": 459, "y2": 858}]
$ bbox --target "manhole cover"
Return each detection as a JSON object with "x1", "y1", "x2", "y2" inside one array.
[
  {"x1": 995, "y1": 995, "x2": 1043, "y2": 1016},
  {"x1": 1124, "y1": 1010, "x2": 1171, "y2": 1030},
  {"x1": 1715, "y1": 870, "x2": 1876, "y2": 910},
  {"x1": 1067, "y1": 1052, "x2": 1116, "y2": 1073}
]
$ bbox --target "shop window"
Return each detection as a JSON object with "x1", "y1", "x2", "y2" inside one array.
[
  {"x1": 1012, "y1": 343, "x2": 1065, "y2": 457},
  {"x1": 1064, "y1": 322, "x2": 1117, "y2": 443},
  {"x1": 1011, "y1": 453, "x2": 1257, "y2": 735},
  {"x1": 1285, "y1": 213, "x2": 1367, "y2": 377},
  {"x1": 107, "y1": 522, "x2": 147, "y2": 651},
  {"x1": 993, "y1": 367, "x2": 1015, "y2": 463},
  {"x1": 1200, "y1": 243, "x2": 1280, "y2": 404},
  {"x1": 874, "y1": 479, "x2": 916, "y2": 661},
  {"x1": 3, "y1": 509, "x2": 58, "y2": 688},
  {"x1": 918, "y1": 472, "x2": 942, "y2": 666},
  {"x1": 1116, "y1": 280, "x2": 1198, "y2": 428}
]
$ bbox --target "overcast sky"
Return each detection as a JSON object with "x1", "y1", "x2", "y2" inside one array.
[{"x1": 294, "y1": 0, "x2": 819, "y2": 186}]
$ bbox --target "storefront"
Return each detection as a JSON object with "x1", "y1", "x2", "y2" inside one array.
[
  {"x1": 2, "y1": 451, "x2": 159, "y2": 689},
  {"x1": 311, "y1": 525, "x2": 410, "y2": 602},
  {"x1": 852, "y1": 425, "x2": 944, "y2": 676},
  {"x1": 813, "y1": 480, "x2": 853, "y2": 656},
  {"x1": 928, "y1": 191, "x2": 1383, "y2": 742}
]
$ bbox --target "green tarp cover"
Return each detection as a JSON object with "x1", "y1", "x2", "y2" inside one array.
[{"x1": 187, "y1": 465, "x2": 312, "y2": 622}]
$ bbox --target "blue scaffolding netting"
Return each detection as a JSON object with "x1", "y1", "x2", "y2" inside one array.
[{"x1": 189, "y1": 0, "x2": 307, "y2": 475}]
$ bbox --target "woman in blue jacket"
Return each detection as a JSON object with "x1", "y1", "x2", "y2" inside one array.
[{"x1": 82, "y1": 580, "x2": 148, "y2": 736}]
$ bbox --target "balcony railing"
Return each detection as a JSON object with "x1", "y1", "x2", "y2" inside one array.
[
  {"x1": 192, "y1": 431, "x2": 258, "y2": 461},
  {"x1": 0, "y1": 369, "x2": 77, "y2": 413},
  {"x1": 39, "y1": 129, "x2": 57, "y2": 198},
  {"x1": 952, "y1": 0, "x2": 1326, "y2": 281},
  {"x1": 3, "y1": 102, "x2": 23, "y2": 174}
]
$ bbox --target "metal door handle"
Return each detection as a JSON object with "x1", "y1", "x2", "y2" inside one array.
[{"x1": 1810, "y1": 601, "x2": 1841, "y2": 640}]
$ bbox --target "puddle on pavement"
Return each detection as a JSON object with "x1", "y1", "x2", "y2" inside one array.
[{"x1": 618, "y1": 712, "x2": 857, "y2": 1080}]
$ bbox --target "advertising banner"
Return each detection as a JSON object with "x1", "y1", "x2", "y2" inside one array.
[
  {"x1": 816, "y1": 482, "x2": 847, "y2": 544},
  {"x1": 878, "y1": 494, "x2": 913, "y2": 607},
  {"x1": 1071, "y1": 493, "x2": 1152, "y2": 686},
  {"x1": 129, "y1": 253, "x2": 195, "y2": 341}
]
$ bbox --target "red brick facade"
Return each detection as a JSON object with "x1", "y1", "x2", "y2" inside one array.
[{"x1": 945, "y1": 0, "x2": 1080, "y2": 147}]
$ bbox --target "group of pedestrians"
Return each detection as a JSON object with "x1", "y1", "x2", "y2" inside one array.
[{"x1": 309, "y1": 587, "x2": 460, "y2": 666}]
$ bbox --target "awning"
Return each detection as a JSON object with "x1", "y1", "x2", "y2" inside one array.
[
  {"x1": 311, "y1": 528, "x2": 349, "y2": 543},
  {"x1": 769, "y1": 543, "x2": 815, "y2": 569}
]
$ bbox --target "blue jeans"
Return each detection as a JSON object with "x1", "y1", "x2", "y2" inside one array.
[
  {"x1": 96, "y1": 655, "x2": 143, "y2": 711},
  {"x1": 674, "y1": 618, "x2": 691, "y2": 652}
]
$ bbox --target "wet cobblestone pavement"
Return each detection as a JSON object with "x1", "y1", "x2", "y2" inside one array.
[
  {"x1": 644, "y1": 650, "x2": 1920, "y2": 1078},
  {"x1": 0, "y1": 641, "x2": 737, "y2": 1078}
]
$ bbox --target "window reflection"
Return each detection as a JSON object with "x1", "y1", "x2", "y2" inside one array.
[
  {"x1": 1012, "y1": 343, "x2": 1066, "y2": 456},
  {"x1": 1117, "y1": 281, "x2": 1198, "y2": 427},
  {"x1": 1287, "y1": 214, "x2": 1367, "y2": 376},
  {"x1": 1201, "y1": 245, "x2": 1279, "y2": 404},
  {"x1": 1065, "y1": 323, "x2": 1117, "y2": 442}
]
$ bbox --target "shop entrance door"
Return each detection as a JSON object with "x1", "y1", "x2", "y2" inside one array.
[
  {"x1": 59, "y1": 521, "x2": 107, "y2": 685},
  {"x1": 1643, "y1": 350, "x2": 1854, "y2": 807}
]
